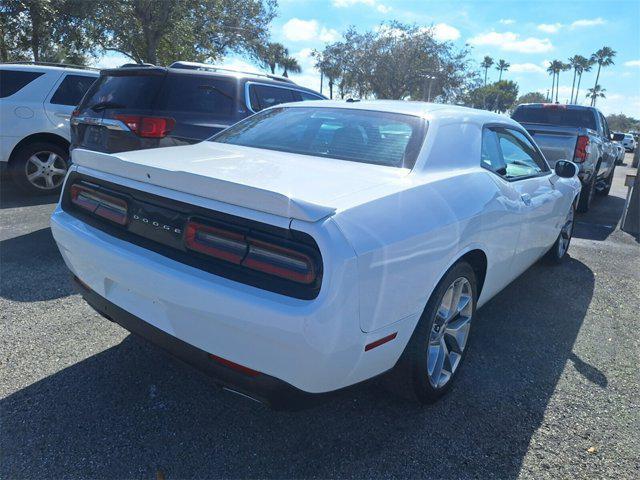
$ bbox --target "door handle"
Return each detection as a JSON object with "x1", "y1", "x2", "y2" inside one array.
[{"x1": 520, "y1": 193, "x2": 532, "y2": 206}]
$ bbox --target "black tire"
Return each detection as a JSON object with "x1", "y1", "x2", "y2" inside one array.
[
  {"x1": 576, "y1": 170, "x2": 596, "y2": 213},
  {"x1": 389, "y1": 261, "x2": 477, "y2": 404},
  {"x1": 544, "y1": 203, "x2": 575, "y2": 264},
  {"x1": 10, "y1": 141, "x2": 69, "y2": 195},
  {"x1": 596, "y1": 165, "x2": 615, "y2": 196}
]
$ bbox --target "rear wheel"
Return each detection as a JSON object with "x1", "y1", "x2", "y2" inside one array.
[
  {"x1": 10, "y1": 142, "x2": 69, "y2": 195},
  {"x1": 577, "y1": 170, "x2": 596, "y2": 213},
  {"x1": 544, "y1": 204, "x2": 574, "y2": 264},
  {"x1": 390, "y1": 261, "x2": 477, "y2": 403}
]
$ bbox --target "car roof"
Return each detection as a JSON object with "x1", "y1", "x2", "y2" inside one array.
[
  {"x1": 516, "y1": 102, "x2": 596, "y2": 111},
  {"x1": 272, "y1": 99, "x2": 515, "y2": 124},
  {"x1": 0, "y1": 63, "x2": 99, "y2": 75}
]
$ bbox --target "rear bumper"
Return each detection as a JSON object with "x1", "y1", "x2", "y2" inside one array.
[{"x1": 77, "y1": 278, "x2": 326, "y2": 410}]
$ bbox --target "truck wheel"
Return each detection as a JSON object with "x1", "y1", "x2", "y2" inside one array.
[
  {"x1": 577, "y1": 172, "x2": 596, "y2": 213},
  {"x1": 389, "y1": 261, "x2": 477, "y2": 404},
  {"x1": 597, "y1": 165, "x2": 615, "y2": 196},
  {"x1": 10, "y1": 142, "x2": 69, "y2": 195}
]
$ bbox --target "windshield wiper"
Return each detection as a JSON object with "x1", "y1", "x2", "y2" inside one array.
[
  {"x1": 89, "y1": 101, "x2": 126, "y2": 112},
  {"x1": 198, "y1": 84, "x2": 234, "y2": 101}
]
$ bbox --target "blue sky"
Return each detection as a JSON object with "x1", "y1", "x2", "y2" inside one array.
[{"x1": 96, "y1": 0, "x2": 640, "y2": 116}]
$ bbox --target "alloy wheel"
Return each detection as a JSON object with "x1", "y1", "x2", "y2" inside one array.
[
  {"x1": 558, "y1": 207, "x2": 574, "y2": 257},
  {"x1": 25, "y1": 151, "x2": 67, "y2": 190},
  {"x1": 427, "y1": 277, "x2": 473, "y2": 388}
]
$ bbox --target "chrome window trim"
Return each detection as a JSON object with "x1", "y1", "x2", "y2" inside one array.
[{"x1": 244, "y1": 81, "x2": 324, "y2": 113}]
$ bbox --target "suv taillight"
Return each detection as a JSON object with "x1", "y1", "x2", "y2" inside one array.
[
  {"x1": 573, "y1": 135, "x2": 590, "y2": 162},
  {"x1": 70, "y1": 183, "x2": 128, "y2": 225},
  {"x1": 184, "y1": 220, "x2": 318, "y2": 284},
  {"x1": 114, "y1": 114, "x2": 175, "y2": 138}
]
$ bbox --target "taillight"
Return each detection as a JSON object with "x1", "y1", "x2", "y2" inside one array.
[
  {"x1": 542, "y1": 103, "x2": 567, "y2": 110},
  {"x1": 70, "y1": 183, "x2": 128, "y2": 225},
  {"x1": 71, "y1": 108, "x2": 79, "y2": 117},
  {"x1": 574, "y1": 135, "x2": 590, "y2": 162},
  {"x1": 113, "y1": 114, "x2": 175, "y2": 138},
  {"x1": 184, "y1": 220, "x2": 318, "y2": 284}
]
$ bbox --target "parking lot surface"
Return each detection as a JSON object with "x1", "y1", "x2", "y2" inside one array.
[{"x1": 1, "y1": 156, "x2": 638, "y2": 479}]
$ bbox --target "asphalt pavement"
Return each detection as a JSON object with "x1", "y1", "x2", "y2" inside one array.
[{"x1": 1, "y1": 155, "x2": 638, "y2": 479}]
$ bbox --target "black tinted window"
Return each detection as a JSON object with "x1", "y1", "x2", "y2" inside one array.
[
  {"x1": 249, "y1": 85, "x2": 296, "y2": 111},
  {"x1": 299, "y1": 91, "x2": 323, "y2": 101},
  {"x1": 81, "y1": 74, "x2": 164, "y2": 110},
  {"x1": 212, "y1": 107, "x2": 427, "y2": 168},
  {"x1": 157, "y1": 75, "x2": 235, "y2": 117},
  {"x1": 50, "y1": 74, "x2": 96, "y2": 106},
  {"x1": 512, "y1": 106, "x2": 597, "y2": 130},
  {"x1": 0, "y1": 70, "x2": 44, "y2": 98}
]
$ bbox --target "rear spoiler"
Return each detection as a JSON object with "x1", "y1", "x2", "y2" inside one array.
[{"x1": 71, "y1": 149, "x2": 336, "y2": 222}]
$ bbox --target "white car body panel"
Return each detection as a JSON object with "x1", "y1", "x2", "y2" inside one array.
[{"x1": 51, "y1": 100, "x2": 581, "y2": 395}]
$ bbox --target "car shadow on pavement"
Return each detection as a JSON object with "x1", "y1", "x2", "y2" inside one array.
[
  {"x1": 573, "y1": 195, "x2": 626, "y2": 241},
  {"x1": 0, "y1": 179, "x2": 59, "y2": 209},
  {"x1": 1, "y1": 258, "x2": 596, "y2": 479},
  {"x1": 0, "y1": 227, "x2": 75, "y2": 302}
]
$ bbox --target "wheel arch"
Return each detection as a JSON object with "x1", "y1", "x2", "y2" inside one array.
[{"x1": 8, "y1": 133, "x2": 70, "y2": 165}]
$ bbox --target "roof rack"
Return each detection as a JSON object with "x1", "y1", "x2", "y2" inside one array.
[
  {"x1": 169, "y1": 61, "x2": 296, "y2": 84},
  {"x1": 2, "y1": 61, "x2": 100, "y2": 71}
]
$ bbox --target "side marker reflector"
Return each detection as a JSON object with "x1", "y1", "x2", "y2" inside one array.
[
  {"x1": 365, "y1": 332, "x2": 398, "y2": 351},
  {"x1": 209, "y1": 354, "x2": 261, "y2": 377}
]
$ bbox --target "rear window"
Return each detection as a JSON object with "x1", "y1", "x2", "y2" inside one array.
[
  {"x1": 249, "y1": 84, "x2": 297, "y2": 111},
  {"x1": 211, "y1": 106, "x2": 427, "y2": 168},
  {"x1": 512, "y1": 106, "x2": 597, "y2": 130},
  {"x1": 156, "y1": 75, "x2": 235, "y2": 118},
  {"x1": 0, "y1": 70, "x2": 44, "y2": 98},
  {"x1": 81, "y1": 74, "x2": 164, "y2": 110},
  {"x1": 50, "y1": 74, "x2": 96, "y2": 106}
]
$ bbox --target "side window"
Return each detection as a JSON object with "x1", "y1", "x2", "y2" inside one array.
[
  {"x1": 50, "y1": 74, "x2": 97, "y2": 106},
  {"x1": 0, "y1": 70, "x2": 45, "y2": 98},
  {"x1": 482, "y1": 127, "x2": 547, "y2": 180},
  {"x1": 481, "y1": 128, "x2": 506, "y2": 174},
  {"x1": 299, "y1": 91, "x2": 323, "y2": 101},
  {"x1": 249, "y1": 84, "x2": 296, "y2": 111},
  {"x1": 600, "y1": 113, "x2": 610, "y2": 139}
]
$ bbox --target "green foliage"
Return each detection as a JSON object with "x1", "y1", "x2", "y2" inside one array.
[
  {"x1": 463, "y1": 80, "x2": 519, "y2": 113},
  {"x1": 313, "y1": 22, "x2": 478, "y2": 101},
  {"x1": 606, "y1": 114, "x2": 640, "y2": 133},
  {"x1": 515, "y1": 91, "x2": 547, "y2": 106}
]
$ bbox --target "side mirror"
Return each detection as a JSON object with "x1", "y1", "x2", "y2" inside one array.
[{"x1": 554, "y1": 160, "x2": 578, "y2": 178}]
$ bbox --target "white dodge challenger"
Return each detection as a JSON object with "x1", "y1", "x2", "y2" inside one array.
[{"x1": 51, "y1": 101, "x2": 581, "y2": 409}]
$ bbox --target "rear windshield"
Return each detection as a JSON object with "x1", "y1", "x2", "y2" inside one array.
[
  {"x1": 81, "y1": 74, "x2": 164, "y2": 110},
  {"x1": 156, "y1": 74, "x2": 235, "y2": 118},
  {"x1": 210, "y1": 107, "x2": 427, "y2": 168},
  {"x1": 512, "y1": 106, "x2": 597, "y2": 130}
]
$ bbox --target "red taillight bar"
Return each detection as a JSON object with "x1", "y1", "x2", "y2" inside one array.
[
  {"x1": 208, "y1": 354, "x2": 260, "y2": 377},
  {"x1": 113, "y1": 114, "x2": 175, "y2": 138},
  {"x1": 70, "y1": 183, "x2": 128, "y2": 225},
  {"x1": 184, "y1": 219, "x2": 318, "y2": 285},
  {"x1": 574, "y1": 135, "x2": 590, "y2": 163}
]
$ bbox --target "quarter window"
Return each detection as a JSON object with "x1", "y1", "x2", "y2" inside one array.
[
  {"x1": 249, "y1": 84, "x2": 296, "y2": 111},
  {"x1": 0, "y1": 70, "x2": 45, "y2": 98},
  {"x1": 50, "y1": 74, "x2": 97, "y2": 106}
]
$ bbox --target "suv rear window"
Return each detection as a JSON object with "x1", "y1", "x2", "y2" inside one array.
[
  {"x1": 249, "y1": 84, "x2": 297, "y2": 111},
  {"x1": 512, "y1": 106, "x2": 597, "y2": 130},
  {"x1": 50, "y1": 74, "x2": 96, "y2": 106},
  {"x1": 81, "y1": 74, "x2": 164, "y2": 110},
  {"x1": 156, "y1": 75, "x2": 235, "y2": 118},
  {"x1": 0, "y1": 70, "x2": 45, "y2": 98},
  {"x1": 211, "y1": 106, "x2": 427, "y2": 168}
]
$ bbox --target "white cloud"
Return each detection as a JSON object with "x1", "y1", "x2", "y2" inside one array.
[
  {"x1": 377, "y1": 4, "x2": 392, "y2": 13},
  {"x1": 510, "y1": 63, "x2": 546, "y2": 74},
  {"x1": 499, "y1": 19, "x2": 515, "y2": 25},
  {"x1": 93, "y1": 52, "x2": 130, "y2": 69},
  {"x1": 570, "y1": 18, "x2": 605, "y2": 28},
  {"x1": 624, "y1": 60, "x2": 640, "y2": 67},
  {"x1": 332, "y1": 0, "x2": 391, "y2": 13},
  {"x1": 537, "y1": 23, "x2": 562, "y2": 34},
  {"x1": 469, "y1": 31, "x2": 553, "y2": 53},
  {"x1": 432, "y1": 23, "x2": 460, "y2": 41},
  {"x1": 282, "y1": 18, "x2": 338, "y2": 43}
]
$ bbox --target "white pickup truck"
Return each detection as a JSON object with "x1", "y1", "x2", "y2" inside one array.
[{"x1": 512, "y1": 103, "x2": 617, "y2": 212}]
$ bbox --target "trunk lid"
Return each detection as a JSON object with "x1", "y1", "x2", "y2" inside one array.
[{"x1": 71, "y1": 142, "x2": 409, "y2": 222}]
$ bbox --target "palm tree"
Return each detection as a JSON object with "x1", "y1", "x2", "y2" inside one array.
[
  {"x1": 586, "y1": 84, "x2": 606, "y2": 106},
  {"x1": 547, "y1": 61, "x2": 557, "y2": 102},
  {"x1": 280, "y1": 56, "x2": 301, "y2": 77},
  {"x1": 590, "y1": 46, "x2": 616, "y2": 101},
  {"x1": 495, "y1": 59, "x2": 510, "y2": 81},
  {"x1": 568, "y1": 55, "x2": 588, "y2": 103},
  {"x1": 258, "y1": 43, "x2": 287, "y2": 74},
  {"x1": 555, "y1": 61, "x2": 570, "y2": 103},
  {"x1": 481, "y1": 56, "x2": 494, "y2": 86},
  {"x1": 574, "y1": 56, "x2": 593, "y2": 105}
]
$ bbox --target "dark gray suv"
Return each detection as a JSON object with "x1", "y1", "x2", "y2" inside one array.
[{"x1": 71, "y1": 61, "x2": 325, "y2": 154}]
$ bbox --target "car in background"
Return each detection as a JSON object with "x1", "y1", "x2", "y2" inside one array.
[
  {"x1": 611, "y1": 132, "x2": 627, "y2": 165},
  {"x1": 52, "y1": 101, "x2": 580, "y2": 408},
  {"x1": 70, "y1": 61, "x2": 325, "y2": 154},
  {"x1": 512, "y1": 103, "x2": 616, "y2": 213},
  {"x1": 0, "y1": 63, "x2": 98, "y2": 194},
  {"x1": 622, "y1": 133, "x2": 636, "y2": 152}
]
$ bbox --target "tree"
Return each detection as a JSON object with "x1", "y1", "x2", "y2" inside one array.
[
  {"x1": 87, "y1": 0, "x2": 277, "y2": 65},
  {"x1": 495, "y1": 59, "x2": 510, "y2": 81},
  {"x1": 555, "y1": 61, "x2": 570, "y2": 102},
  {"x1": 606, "y1": 114, "x2": 640, "y2": 132},
  {"x1": 480, "y1": 55, "x2": 494, "y2": 86},
  {"x1": 568, "y1": 55, "x2": 589, "y2": 104},
  {"x1": 574, "y1": 56, "x2": 593, "y2": 105},
  {"x1": 515, "y1": 91, "x2": 547, "y2": 106},
  {"x1": 464, "y1": 80, "x2": 518, "y2": 113},
  {"x1": 256, "y1": 42, "x2": 286, "y2": 74},
  {"x1": 546, "y1": 61, "x2": 557, "y2": 102},
  {"x1": 586, "y1": 84, "x2": 606, "y2": 106},
  {"x1": 590, "y1": 46, "x2": 616, "y2": 105},
  {"x1": 280, "y1": 55, "x2": 301, "y2": 77}
]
